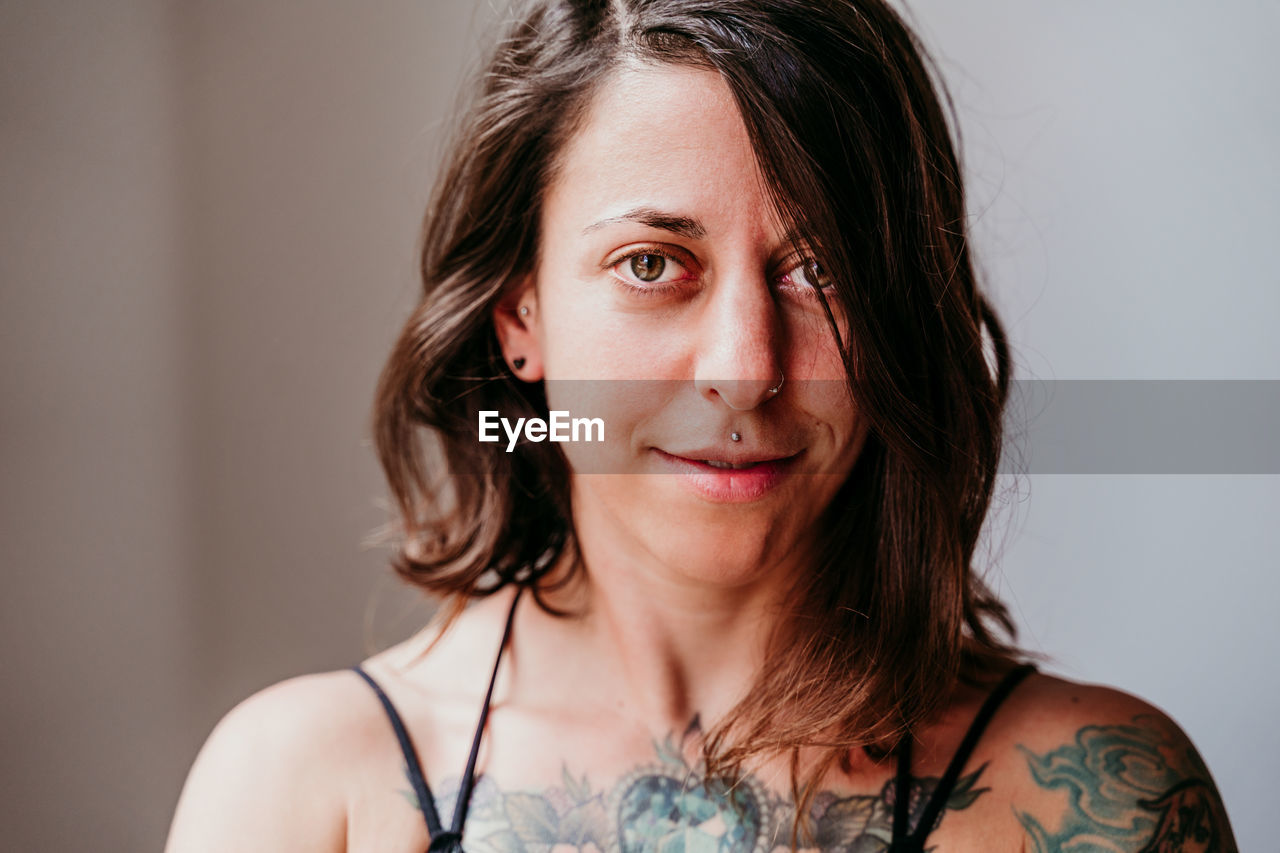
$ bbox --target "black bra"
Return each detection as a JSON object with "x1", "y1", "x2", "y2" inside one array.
[{"x1": 352, "y1": 589, "x2": 1034, "y2": 853}]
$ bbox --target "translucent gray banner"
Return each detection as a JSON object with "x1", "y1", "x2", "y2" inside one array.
[
  {"x1": 456, "y1": 379, "x2": 1279, "y2": 475},
  {"x1": 1002, "y1": 380, "x2": 1280, "y2": 474}
]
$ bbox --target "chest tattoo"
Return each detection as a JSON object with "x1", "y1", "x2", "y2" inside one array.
[{"x1": 399, "y1": 720, "x2": 989, "y2": 853}]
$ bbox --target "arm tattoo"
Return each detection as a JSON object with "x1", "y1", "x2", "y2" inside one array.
[
  {"x1": 401, "y1": 719, "x2": 988, "y2": 853},
  {"x1": 1018, "y1": 714, "x2": 1235, "y2": 853}
]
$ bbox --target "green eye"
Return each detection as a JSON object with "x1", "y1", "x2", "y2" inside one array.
[
  {"x1": 630, "y1": 254, "x2": 666, "y2": 282},
  {"x1": 779, "y1": 257, "x2": 832, "y2": 293},
  {"x1": 800, "y1": 259, "x2": 830, "y2": 288}
]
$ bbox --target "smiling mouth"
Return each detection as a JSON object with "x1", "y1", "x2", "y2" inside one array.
[{"x1": 652, "y1": 449, "x2": 801, "y2": 502}]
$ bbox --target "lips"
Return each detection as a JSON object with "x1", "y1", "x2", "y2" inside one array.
[
  {"x1": 662, "y1": 447, "x2": 798, "y2": 468},
  {"x1": 652, "y1": 448, "x2": 801, "y2": 503}
]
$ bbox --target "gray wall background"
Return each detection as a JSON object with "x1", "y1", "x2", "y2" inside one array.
[{"x1": 2, "y1": 1, "x2": 1274, "y2": 850}]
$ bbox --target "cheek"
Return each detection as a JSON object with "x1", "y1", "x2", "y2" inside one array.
[
  {"x1": 792, "y1": 378, "x2": 866, "y2": 478},
  {"x1": 782, "y1": 306, "x2": 849, "y2": 382},
  {"x1": 825, "y1": 402, "x2": 869, "y2": 478},
  {"x1": 535, "y1": 281, "x2": 607, "y2": 377},
  {"x1": 543, "y1": 380, "x2": 674, "y2": 477},
  {"x1": 539, "y1": 300, "x2": 678, "y2": 381}
]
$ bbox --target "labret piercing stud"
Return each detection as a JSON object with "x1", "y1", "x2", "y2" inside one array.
[{"x1": 731, "y1": 432, "x2": 742, "y2": 442}]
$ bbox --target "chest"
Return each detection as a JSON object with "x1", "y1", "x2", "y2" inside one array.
[{"x1": 340, "y1": 736, "x2": 1030, "y2": 853}]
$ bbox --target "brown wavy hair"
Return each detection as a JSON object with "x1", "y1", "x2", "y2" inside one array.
[{"x1": 374, "y1": 0, "x2": 1021, "y2": 827}]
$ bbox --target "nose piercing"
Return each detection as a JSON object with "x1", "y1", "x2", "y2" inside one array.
[
  {"x1": 731, "y1": 432, "x2": 742, "y2": 442},
  {"x1": 767, "y1": 373, "x2": 785, "y2": 395}
]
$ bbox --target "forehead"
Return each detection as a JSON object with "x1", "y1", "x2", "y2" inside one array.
[{"x1": 545, "y1": 62, "x2": 780, "y2": 235}]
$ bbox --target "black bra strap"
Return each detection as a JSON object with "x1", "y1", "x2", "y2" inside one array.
[
  {"x1": 351, "y1": 664, "x2": 445, "y2": 838},
  {"x1": 891, "y1": 732, "x2": 913, "y2": 841},
  {"x1": 895, "y1": 663, "x2": 1036, "y2": 847},
  {"x1": 352, "y1": 587, "x2": 524, "y2": 844},
  {"x1": 450, "y1": 586, "x2": 523, "y2": 835}
]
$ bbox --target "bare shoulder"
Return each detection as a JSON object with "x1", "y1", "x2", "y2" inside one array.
[
  {"x1": 986, "y1": 669, "x2": 1238, "y2": 853},
  {"x1": 166, "y1": 594, "x2": 517, "y2": 852},
  {"x1": 995, "y1": 670, "x2": 1217, "y2": 761},
  {"x1": 165, "y1": 669, "x2": 386, "y2": 853}
]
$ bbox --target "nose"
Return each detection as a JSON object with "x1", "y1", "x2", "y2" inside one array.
[{"x1": 692, "y1": 271, "x2": 785, "y2": 410}]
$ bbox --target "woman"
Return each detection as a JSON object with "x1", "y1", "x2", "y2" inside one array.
[{"x1": 167, "y1": 1, "x2": 1237, "y2": 850}]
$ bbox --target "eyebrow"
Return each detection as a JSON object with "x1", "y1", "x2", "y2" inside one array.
[{"x1": 582, "y1": 207, "x2": 708, "y2": 240}]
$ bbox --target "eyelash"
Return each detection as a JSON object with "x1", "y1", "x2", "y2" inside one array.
[{"x1": 607, "y1": 247, "x2": 831, "y2": 300}]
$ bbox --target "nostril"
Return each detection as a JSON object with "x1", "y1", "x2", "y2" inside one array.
[{"x1": 702, "y1": 377, "x2": 785, "y2": 411}]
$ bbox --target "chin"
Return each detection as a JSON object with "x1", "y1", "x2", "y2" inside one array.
[
  {"x1": 570, "y1": 472, "x2": 810, "y2": 589},
  {"x1": 637, "y1": 510, "x2": 787, "y2": 588}
]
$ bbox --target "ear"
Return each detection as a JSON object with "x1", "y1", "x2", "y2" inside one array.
[{"x1": 492, "y1": 278, "x2": 544, "y2": 381}]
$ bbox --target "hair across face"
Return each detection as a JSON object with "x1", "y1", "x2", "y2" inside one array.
[{"x1": 374, "y1": 0, "x2": 1019, "y2": 817}]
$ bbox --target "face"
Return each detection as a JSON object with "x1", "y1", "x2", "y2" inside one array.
[{"x1": 495, "y1": 62, "x2": 868, "y2": 589}]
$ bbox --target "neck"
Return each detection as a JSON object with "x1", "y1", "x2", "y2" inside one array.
[{"x1": 528, "y1": 499, "x2": 804, "y2": 734}]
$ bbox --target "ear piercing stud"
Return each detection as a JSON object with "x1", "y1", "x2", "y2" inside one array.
[
  {"x1": 513, "y1": 357, "x2": 526, "y2": 370},
  {"x1": 519, "y1": 306, "x2": 530, "y2": 317}
]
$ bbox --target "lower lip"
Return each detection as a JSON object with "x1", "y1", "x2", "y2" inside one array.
[{"x1": 653, "y1": 450, "x2": 798, "y2": 503}]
